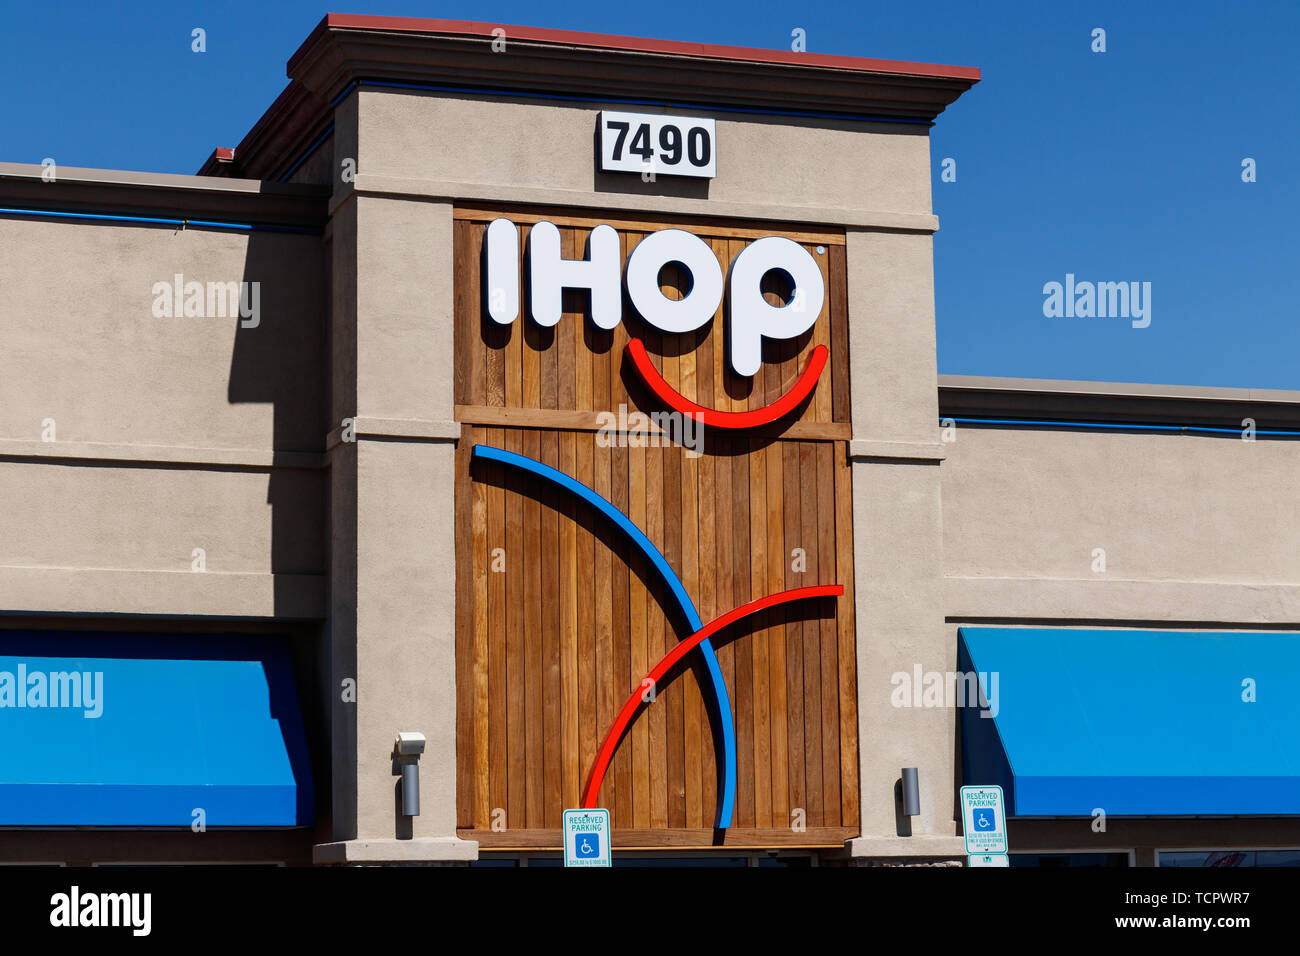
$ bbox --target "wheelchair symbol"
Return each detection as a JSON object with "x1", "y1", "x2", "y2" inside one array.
[
  {"x1": 975, "y1": 810, "x2": 995, "y2": 830},
  {"x1": 575, "y1": 832, "x2": 600, "y2": 857}
]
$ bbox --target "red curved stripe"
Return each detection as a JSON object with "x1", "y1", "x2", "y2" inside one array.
[
  {"x1": 626, "y1": 338, "x2": 828, "y2": 430},
  {"x1": 581, "y1": 584, "x2": 843, "y2": 810}
]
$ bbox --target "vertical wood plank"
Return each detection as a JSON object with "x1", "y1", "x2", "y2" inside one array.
[
  {"x1": 834, "y1": 442, "x2": 860, "y2": 829},
  {"x1": 610, "y1": 442, "x2": 632, "y2": 828},
  {"x1": 452, "y1": 219, "x2": 470, "y2": 407},
  {"x1": 711, "y1": 236, "x2": 730, "y2": 420},
  {"x1": 472, "y1": 429, "x2": 491, "y2": 827},
  {"x1": 712, "y1": 432, "x2": 734, "y2": 824},
  {"x1": 693, "y1": 323, "x2": 717, "y2": 826},
  {"x1": 468, "y1": 221, "x2": 487, "y2": 408},
  {"x1": 749, "y1": 437, "x2": 771, "y2": 830},
  {"x1": 488, "y1": 431, "x2": 508, "y2": 825},
  {"x1": 644, "y1": 442, "x2": 668, "y2": 829},
  {"x1": 679, "y1": 429, "x2": 703, "y2": 829},
  {"x1": 671, "y1": 265, "x2": 707, "y2": 830},
  {"x1": 611, "y1": 230, "x2": 633, "y2": 415},
  {"x1": 540, "y1": 431, "x2": 561, "y2": 826},
  {"x1": 817, "y1": 440, "x2": 841, "y2": 824},
  {"x1": 593, "y1": 437, "x2": 615, "y2": 818},
  {"x1": 454, "y1": 425, "x2": 474, "y2": 826},
  {"x1": 629, "y1": 440, "x2": 650, "y2": 828},
  {"x1": 522, "y1": 427, "x2": 543, "y2": 827},
  {"x1": 766, "y1": 432, "x2": 790, "y2": 827},
  {"x1": 731, "y1": 432, "x2": 754, "y2": 829},
  {"x1": 798, "y1": 440, "x2": 824, "y2": 828},
  {"x1": 829, "y1": 243, "x2": 850, "y2": 424},
  {"x1": 575, "y1": 434, "x2": 597, "y2": 816},
  {"x1": 558, "y1": 228, "x2": 578, "y2": 412},
  {"x1": 662, "y1": 434, "x2": 685, "y2": 829},
  {"x1": 728, "y1": 239, "x2": 748, "y2": 414},
  {"x1": 479, "y1": 221, "x2": 506, "y2": 408},
  {"x1": 782, "y1": 439, "x2": 805, "y2": 825},
  {"x1": 521, "y1": 221, "x2": 541, "y2": 410},
  {"x1": 575, "y1": 289, "x2": 593, "y2": 412},
  {"x1": 811, "y1": 241, "x2": 833, "y2": 424},
  {"x1": 504, "y1": 225, "x2": 524, "y2": 411},
  {"x1": 559, "y1": 432, "x2": 579, "y2": 810},
  {"x1": 504, "y1": 427, "x2": 526, "y2": 831}
]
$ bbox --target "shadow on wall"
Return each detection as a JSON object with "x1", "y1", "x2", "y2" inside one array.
[
  {"x1": 226, "y1": 228, "x2": 330, "y2": 601},
  {"x1": 227, "y1": 227, "x2": 332, "y2": 842}
]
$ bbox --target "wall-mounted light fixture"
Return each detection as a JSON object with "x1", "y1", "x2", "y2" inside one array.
[
  {"x1": 901, "y1": 767, "x2": 921, "y2": 817},
  {"x1": 395, "y1": 732, "x2": 427, "y2": 817}
]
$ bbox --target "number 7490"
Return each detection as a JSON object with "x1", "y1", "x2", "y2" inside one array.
[{"x1": 601, "y1": 113, "x2": 715, "y2": 177}]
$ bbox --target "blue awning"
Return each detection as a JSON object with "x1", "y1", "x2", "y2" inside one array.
[
  {"x1": 959, "y1": 627, "x2": 1300, "y2": 817},
  {"x1": 0, "y1": 632, "x2": 313, "y2": 826}
]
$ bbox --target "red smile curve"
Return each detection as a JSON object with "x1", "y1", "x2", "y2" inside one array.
[{"x1": 625, "y1": 337, "x2": 828, "y2": 430}]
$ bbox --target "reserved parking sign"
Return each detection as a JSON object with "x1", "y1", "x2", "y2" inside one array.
[
  {"x1": 563, "y1": 808, "x2": 611, "y2": 867},
  {"x1": 960, "y1": 786, "x2": 1007, "y2": 856}
]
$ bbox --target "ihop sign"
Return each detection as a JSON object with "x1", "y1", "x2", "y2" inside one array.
[{"x1": 483, "y1": 218, "x2": 825, "y2": 378}]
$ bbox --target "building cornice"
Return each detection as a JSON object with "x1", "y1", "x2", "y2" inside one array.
[
  {"x1": 196, "y1": 79, "x2": 334, "y2": 182},
  {"x1": 290, "y1": 15, "x2": 978, "y2": 119},
  {"x1": 0, "y1": 162, "x2": 328, "y2": 229},
  {"x1": 939, "y1": 374, "x2": 1300, "y2": 431},
  {"x1": 287, "y1": 15, "x2": 981, "y2": 83},
  {"x1": 207, "y1": 14, "x2": 979, "y2": 181}
]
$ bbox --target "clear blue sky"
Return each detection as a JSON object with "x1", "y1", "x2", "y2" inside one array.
[{"x1": 2, "y1": 1, "x2": 1296, "y2": 390}]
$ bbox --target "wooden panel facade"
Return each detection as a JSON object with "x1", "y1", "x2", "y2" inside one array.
[{"x1": 453, "y1": 205, "x2": 858, "y2": 848}]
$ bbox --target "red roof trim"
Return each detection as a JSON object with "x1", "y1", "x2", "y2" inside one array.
[{"x1": 288, "y1": 13, "x2": 979, "y2": 81}]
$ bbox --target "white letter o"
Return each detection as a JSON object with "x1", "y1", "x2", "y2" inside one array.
[{"x1": 625, "y1": 229, "x2": 723, "y2": 334}]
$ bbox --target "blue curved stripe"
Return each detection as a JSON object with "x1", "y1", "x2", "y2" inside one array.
[{"x1": 472, "y1": 443, "x2": 736, "y2": 828}]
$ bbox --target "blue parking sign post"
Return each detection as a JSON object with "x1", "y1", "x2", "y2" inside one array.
[{"x1": 563, "y1": 808, "x2": 611, "y2": 867}]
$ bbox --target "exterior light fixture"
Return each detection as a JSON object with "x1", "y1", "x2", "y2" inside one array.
[
  {"x1": 901, "y1": 767, "x2": 921, "y2": 817},
  {"x1": 395, "y1": 732, "x2": 427, "y2": 817}
]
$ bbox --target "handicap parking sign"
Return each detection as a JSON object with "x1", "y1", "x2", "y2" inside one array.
[
  {"x1": 960, "y1": 786, "x2": 1007, "y2": 855},
  {"x1": 563, "y1": 808, "x2": 611, "y2": 867}
]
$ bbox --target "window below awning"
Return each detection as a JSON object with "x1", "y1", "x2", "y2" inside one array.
[
  {"x1": 959, "y1": 627, "x2": 1300, "y2": 817},
  {"x1": 0, "y1": 632, "x2": 313, "y2": 827}
]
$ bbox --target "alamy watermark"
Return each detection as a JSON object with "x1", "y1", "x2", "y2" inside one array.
[
  {"x1": 0, "y1": 664, "x2": 103, "y2": 718},
  {"x1": 890, "y1": 665, "x2": 999, "y2": 718},
  {"x1": 596, "y1": 404, "x2": 703, "y2": 457},
  {"x1": 151, "y1": 274, "x2": 260, "y2": 328},
  {"x1": 50, "y1": 886, "x2": 150, "y2": 935},
  {"x1": 1043, "y1": 273, "x2": 1151, "y2": 328}
]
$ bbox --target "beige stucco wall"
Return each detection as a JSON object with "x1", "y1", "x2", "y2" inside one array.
[
  {"x1": 352, "y1": 89, "x2": 933, "y2": 224},
  {"x1": 842, "y1": 227, "x2": 963, "y2": 859},
  {"x1": 0, "y1": 211, "x2": 327, "y2": 621},
  {"x1": 943, "y1": 427, "x2": 1300, "y2": 585},
  {"x1": 317, "y1": 187, "x2": 473, "y2": 861},
  {"x1": 0, "y1": 216, "x2": 324, "y2": 450},
  {"x1": 0, "y1": 460, "x2": 321, "y2": 573}
]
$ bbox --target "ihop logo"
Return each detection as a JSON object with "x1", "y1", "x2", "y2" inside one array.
[{"x1": 483, "y1": 218, "x2": 829, "y2": 429}]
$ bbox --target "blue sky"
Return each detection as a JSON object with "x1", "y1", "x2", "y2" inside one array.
[{"x1": 2, "y1": 0, "x2": 1295, "y2": 389}]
